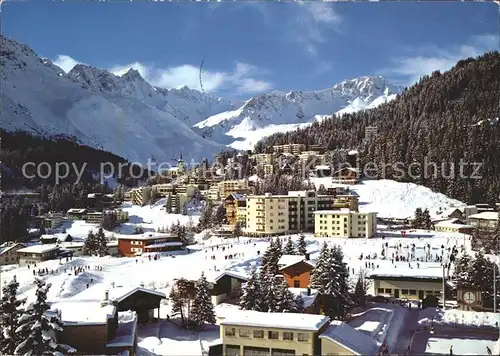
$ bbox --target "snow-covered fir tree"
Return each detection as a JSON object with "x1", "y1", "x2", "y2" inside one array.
[
  {"x1": 0, "y1": 277, "x2": 25, "y2": 354},
  {"x1": 83, "y1": 230, "x2": 97, "y2": 256},
  {"x1": 275, "y1": 279, "x2": 298, "y2": 312},
  {"x1": 191, "y1": 273, "x2": 216, "y2": 329},
  {"x1": 96, "y1": 227, "x2": 108, "y2": 257},
  {"x1": 310, "y1": 242, "x2": 330, "y2": 293},
  {"x1": 297, "y1": 234, "x2": 307, "y2": 256},
  {"x1": 15, "y1": 278, "x2": 68, "y2": 355},
  {"x1": 239, "y1": 268, "x2": 263, "y2": 311},
  {"x1": 454, "y1": 253, "x2": 473, "y2": 288},
  {"x1": 211, "y1": 204, "x2": 227, "y2": 227},
  {"x1": 262, "y1": 271, "x2": 279, "y2": 312},
  {"x1": 275, "y1": 237, "x2": 283, "y2": 255},
  {"x1": 260, "y1": 239, "x2": 281, "y2": 277},
  {"x1": 233, "y1": 221, "x2": 243, "y2": 238},
  {"x1": 352, "y1": 272, "x2": 368, "y2": 307},
  {"x1": 328, "y1": 245, "x2": 351, "y2": 317},
  {"x1": 283, "y1": 236, "x2": 296, "y2": 255},
  {"x1": 198, "y1": 201, "x2": 213, "y2": 230}
]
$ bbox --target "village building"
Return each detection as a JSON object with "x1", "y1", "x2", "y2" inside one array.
[
  {"x1": 39, "y1": 212, "x2": 64, "y2": 229},
  {"x1": 319, "y1": 320, "x2": 381, "y2": 355},
  {"x1": 245, "y1": 190, "x2": 359, "y2": 236},
  {"x1": 366, "y1": 266, "x2": 445, "y2": 301},
  {"x1": 252, "y1": 153, "x2": 275, "y2": 166},
  {"x1": 467, "y1": 211, "x2": 499, "y2": 231},
  {"x1": 107, "y1": 241, "x2": 119, "y2": 256},
  {"x1": 289, "y1": 288, "x2": 320, "y2": 314},
  {"x1": 117, "y1": 233, "x2": 183, "y2": 257},
  {"x1": 218, "y1": 180, "x2": 251, "y2": 199},
  {"x1": 218, "y1": 310, "x2": 330, "y2": 356},
  {"x1": 434, "y1": 219, "x2": 475, "y2": 234},
  {"x1": 225, "y1": 193, "x2": 247, "y2": 226},
  {"x1": 0, "y1": 242, "x2": 26, "y2": 266},
  {"x1": 59, "y1": 242, "x2": 85, "y2": 257},
  {"x1": 331, "y1": 167, "x2": 360, "y2": 184},
  {"x1": 278, "y1": 254, "x2": 315, "y2": 289},
  {"x1": 66, "y1": 208, "x2": 88, "y2": 220},
  {"x1": 272, "y1": 143, "x2": 306, "y2": 155},
  {"x1": 40, "y1": 233, "x2": 69, "y2": 244},
  {"x1": 54, "y1": 303, "x2": 137, "y2": 355},
  {"x1": 314, "y1": 210, "x2": 377, "y2": 238},
  {"x1": 107, "y1": 286, "x2": 167, "y2": 323},
  {"x1": 128, "y1": 186, "x2": 152, "y2": 206},
  {"x1": 16, "y1": 244, "x2": 61, "y2": 266}
]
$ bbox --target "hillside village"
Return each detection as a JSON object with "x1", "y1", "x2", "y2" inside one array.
[{"x1": 1, "y1": 133, "x2": 500, "y2": 356}]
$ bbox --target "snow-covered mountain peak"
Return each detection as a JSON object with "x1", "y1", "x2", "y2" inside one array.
[
  {"x1": 193, "y1": 75, "x2": 403, "y2": 150},
  {"x1": 68, "y1": 64, "x2": 121, "y2": 92}
]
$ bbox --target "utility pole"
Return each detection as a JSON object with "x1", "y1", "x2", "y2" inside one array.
[
  {"x1": 442, "y1": 262, "x2": 446, "y2": 309},
  {"x1": 494, "y1": 258, "x2": 496, "y2": 313}
]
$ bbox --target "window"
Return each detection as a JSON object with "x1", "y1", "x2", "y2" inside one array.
[
  {"x1": 402, "y1": 289, "x2": 409, "y2": 294},
  {"x1": 377, "y1": 288, "x2": 384, "y2": 294},
  {"x1": 253, "y1": 330, "x2": 264, "y2": 338},
  {"x1": 385, "y1": 289, "x2": 392, "y2": 294},
  {"x1": 268, "y1": 331, "x2": 279, "y2": 339},
  {"x1": 409, "y1": 290, "x2": 417, "y2": 296},
  {"x1": 297, "y1": 333, "x2": 309, "y2": 341},
  {"x1": 225, "y1": 327, "x2": 236, "y2": 336},
  {"x1": 239, "y1": 328, "x2": 250, "y2": 337},
  {"x1": 283, "y1": 332, "x2": 293, "y2": 341},
  {"x1": 294, "y1": 280, "x2": 300, "y2": 288}
]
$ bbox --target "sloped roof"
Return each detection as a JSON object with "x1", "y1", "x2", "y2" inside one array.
[
  {"x1": 278, "y1": 255, "x2": 316, "y2": 270},
  {"x1": 319, "y1": 320, "x2": 380, "y2": 355},
  {"x1": 110, "y1": 286, "x2": 166, "y2": 303}
]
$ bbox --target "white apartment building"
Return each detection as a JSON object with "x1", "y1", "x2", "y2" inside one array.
[
  {"x1": 246, "y1": 191, "x2": 359, "y2": 236},
  {"x1": 314, "y1": 209, "x2": 377, "y2": 238}
]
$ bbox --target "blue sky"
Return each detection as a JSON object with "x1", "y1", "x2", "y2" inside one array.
[{"x1": 3, "y1": 0, "x2": 498, "y2": 98}]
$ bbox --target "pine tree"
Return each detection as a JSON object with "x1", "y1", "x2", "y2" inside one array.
[
  {"x1": 191, "y1": 273, "x2": 216, "y2": 330},
  {"x1": 83, "y1": 230, "x2": 97, "y2": 256},
  {"x1": 165, "y1": 194, "x2": 172, "y2": 213},
  {"x1": 198, "y1": 201, "x2": 213, "y2": 230},
  {"x1": 412, "y1": 208, "x2": 423, "y2": 229},
  {"x1": 262, "y1": 272, "x2": 279, "y2": 312},
  {"x1": 352, "y1": 272, "x2": 368, "y2": 307},
  {"x1": 294, "y1": 294, "x2": 305, "y2": 313},
  {"x1": 233, "y1": 221, "x2": 243, "y2": 238},
  {"x1": 65, "y1": 234, "x2": 73, "y2": 242},
  {"x1": 297, "y1": 234, "x2": 307, "y2": 256},
  {"x1": 260, "y1": 239, "x2": 280, "y2": 277},
  {"x1": 329, "y1": 245, "x2": 351, "y2": 318},
  {"x1": 15, "y1": 278, "x2": 66, "y2": 355},
  {"x1": 283, "y1": 236, "x2": 296, "y2": 255},
  {"x1": 169, "y1": 278, "x2": 194, "y2": 328},
  {"x1": 454, "y1": 253, "x2": 473, "y2": 288},
  {"x1": 422, "y1": 209, "x2": 432, "y2": 230},
  {"x1": 0, "y1": 277, "x2": 25, "y2": 354},
  {"x1": 96, "y1": 227, "x2": 108, "y2": 257},
  {"x1": 275, "y1": 279, "x2": 297, "y2": 312},
  {"x1": 239, "y1": 268, "x2": 263, "y2": 311},
  {"x1": 211, "y1": 204, "x2": 227, "y2": 227},
  {"x1": 310, "y1": 242, "x2": 330, "y2": 293}
]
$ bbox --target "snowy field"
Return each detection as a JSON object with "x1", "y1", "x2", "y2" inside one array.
[
  {"x1": 419, "y1": 308, "x2": 500, "y2": 330},
  {"x1": 411, "y1": 330, "x2": 497, "y2": 355},
  {"x1": 311, "y1": 178, "x2": 466, "y2": 219},
  {"x1": 0, "y1": 227, "x2": 477, "y2": 355}
]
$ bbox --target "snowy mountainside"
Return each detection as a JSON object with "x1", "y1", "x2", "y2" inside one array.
[
  {"x1": 0, "y1": 36, "x2": 231, "y2": 164},
  {"x1": 194, "y1": 76, "x2": 402, "y2": 150}
]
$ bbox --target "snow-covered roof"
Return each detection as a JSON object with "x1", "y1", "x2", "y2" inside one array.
[
  {"x1": 319, "y1": 320, "x2": 380, "y2": 355},
  {"x1": 110, "y1": 286, "x2": 166, "y2": 303},
  {"x1": 468, "y1": 212, "x2": 499, "y2": 220},
  {"x1": 278, "y1": 255, "x2": 315, "y2": 269},
  {"x1": 17, "y1": 244, "x2": 60, "y2": 254},
  {"x1": 106, "y1": 311, "x2": 138, "y2": 348},
  {"x1": 315, "y1": 165, "x2": 331, "y2": 170},
  {"x1": 59, "y1": 242, "x2": 85, "y2": 249},
  {"x1": 313, "y1": 209, "x2": 377, "y2": 215},
  {"x1": 289, "y1": 288, "x2": 318, "y2": 308},
  {"x1": 144, "y1": 241, "x2": 183, "y2": 249},
  {"x1": 220, "y1": 310, "x2": 330, "y2": 331},
  {"x1": 348, "y1": 150, "x2": 359, "y2": 155},
  {"x1": 54, "y1": 302, "x2": 116, "y2": 325},
  {"x1": 435, "y1": 219, "x2": 474, "y2": 229},
  {"x1": 211, "y1": 270, "x2": 249, "y2": 283},
  {"x1": 107, "y1": 241, "x2": 119, "y2": 247},
  {"x1": 117, "y1": 233, "x2": 177, "y2": 241},
  {"x1": 367, "y1": 265, "x2": 444, "y2": 280},
  {"x1": 67, "y1": 208, "x2": 87, "y2": 214},
  {"x1": 40, "y1": 233, "x2": 67, "y2": 241},
  {"x1": 0, "y1": 243, "x2": 25, "y2": 255}
]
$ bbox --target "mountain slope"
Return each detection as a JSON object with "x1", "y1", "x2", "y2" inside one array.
[
  {"x1": 0, "y1": 36, "x2": 233, "y2": 164},
  {"x1": 193, "y1": 76, "x2": 401, "y2": 150},
  {"x1": 256, "y1": 52, "x2": 500, "y2": 204}
]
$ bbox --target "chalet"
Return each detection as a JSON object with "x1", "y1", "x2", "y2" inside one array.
[
  {"x1": 0, "y1": 242, "x2": 26, "y2": 266},
  {"x1": 107, "y1": 286, "x2": 167, "y2": 323},
  {"x1": 434, "y1": 219, "x2": 475, "y2": 234},
  {"x1": 224, "y1": 193, "x2": 246, "y2": 226},
  {"x1": 40, "y1": 233, "x2": 68, "y2": 244},
  {"x1": 54, "y1": 302, "x2": 137, "y2": 355},
  {"x1": 67, "y1": 208, "x2": 88, "y2": 220},
  {"x1": 289, "y1": 287, "x2": 320, "y2": 314},
  {"x1": 315, "y1": 165, "x2": 332, "y2": 177},
  {"x1": 107, "y1": 241, "x2": 119, "y2": 256},
  {"x1": 331, "y1": 167, "x2": 360, "y2": 184},
  {"x1": 59, "y1": 242, "x2": 85, "y2": 257},
  {"x1": 433, "y1": 207, "x2": 465, "y2": 223},
  {"x1": 117, "y1": 233, "x2": 183, "y2": 257},
  {"x1": 467, "y1": 211, "x2": 499, "y2": 232},
  {"x1": 17, "y1": 244, "x2": 61, "y2": 266},
  {"x1": 278, "y1": 254, "x2": 315, "y2": 289}
]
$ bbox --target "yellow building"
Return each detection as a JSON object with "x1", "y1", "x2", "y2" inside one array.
[
  {"x1": 246, "y1": 191, "x2": 360, "y2": 236},
  {"x1": 224, "y1": 193, "x2": 247, "y2": 226},
  {"x1": 367, "y1": 266, "x2": 444, "y2": 300},
  {"x1": 253, "y1": 153, "x2": 275, "y2": 166},
  {"x1": 208, "y1": 184, "x2": 220, "y2": 202},
  {"x1": 219, "y1": 180, "x2": 250, "y2": 198},
  {"x1": 272, "y1": 143, "x2": 306, "y2": 155},
  {"x1": 314, "y1": 209, "x2": 377, "y2": 238},
  {"x1": 130, "y1": 187, "x2": 152, "y2": 206},
  {"x1": 219, "y1": 310, "x2": 330, "y2": 356},
  {"x1": 434, "y1": 219, "x2": 474, "y2": 234}
]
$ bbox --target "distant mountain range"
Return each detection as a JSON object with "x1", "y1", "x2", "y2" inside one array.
[{"x1": 1, "y1": 35, "x2": 402, "y2": 163}]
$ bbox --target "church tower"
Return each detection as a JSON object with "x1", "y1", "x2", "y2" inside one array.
[{"x1": 178, "y1": 152, "x2": 185, "y2": 174}]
